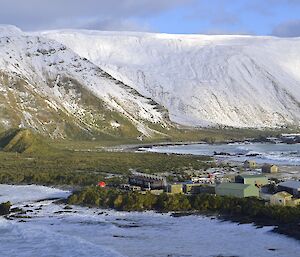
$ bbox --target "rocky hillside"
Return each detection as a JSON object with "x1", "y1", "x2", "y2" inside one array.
[
  {"x1": 0, "y1": 26, "x2": 169, "y2": 140},
  {"x1": 42, "y1": 30, "x2": 300, "y2": 128}
]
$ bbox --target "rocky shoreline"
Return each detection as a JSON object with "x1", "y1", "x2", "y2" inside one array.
[
  {"x1": 115, "y1": 135, "x2": 300, "y2": 153},
  {"x1": 171, "y1": 211, "x2": 300, "y2": 241}
]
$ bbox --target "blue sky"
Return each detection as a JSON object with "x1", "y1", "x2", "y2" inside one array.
[
  {"x1": 147, "y1": 0, "x2": 300, "y2": 36},
  {"x1": 0, "y1": 0, "x2": 300, "y2": 36}
]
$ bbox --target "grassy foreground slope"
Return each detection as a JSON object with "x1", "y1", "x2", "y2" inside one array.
[{"x1": 0, "y1": 128, "x2": 213, "y2": 186}]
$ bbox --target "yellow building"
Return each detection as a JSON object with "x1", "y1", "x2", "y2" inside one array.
[
  {"x1": 167, "y1": 184, "x2": 183, "y2": 194},
  {"x1": 262, "y1": 164, "x2": 278, "y2": 173},
  {"x1": 149, "y1": 189, "x2": 164, "y2": 195},
  {"x1": 270, "y1": 191, "x2": 300, "y2": 206},
  {"x1": 183, "y1": 183, "x2": 203, "y2": 194},
  {"x1": 244, "y1": 160, "x2": 256, "y2": 169}
]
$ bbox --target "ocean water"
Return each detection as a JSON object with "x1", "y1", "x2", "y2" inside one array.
[
  {"x1": 143, "y1": 143, "x2": 300, "y2": 165},
  {"x1": 0, "y1": 185, "x2": 300, "y2": 257}
]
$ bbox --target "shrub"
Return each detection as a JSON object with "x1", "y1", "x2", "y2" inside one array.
[{"x1": 0, "y1": 201, "x2": 11, "y2": 215}]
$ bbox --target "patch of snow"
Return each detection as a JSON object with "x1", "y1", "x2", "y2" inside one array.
[
  {"x1": 110, "y1": 121, "x2": 120, "y2": 129},
  {"x1": 0, "y1": 184, "x2": 70, "y2": 204}
]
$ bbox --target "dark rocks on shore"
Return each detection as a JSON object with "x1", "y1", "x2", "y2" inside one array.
[
  {"x1": 273, "y1": 224, "x2": 300, "y2": 241},
  {"x1": 245, "y1": 153, "x2": 260, "y2": 157},
  {"x1": 171, "y1": 211, "x2": 300, "y2": 242},
  {"x1": 213, "y1": 151, "x2": 232, "y2": 156}
]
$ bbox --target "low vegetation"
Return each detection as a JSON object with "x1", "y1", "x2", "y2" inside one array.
[
  {"x1": 68, "y1": 187, "x2": 299, "y2": 220},
  {"x1": 0, "y1": 128, "x2": 215, "y2": 186},
  {"x1": 0, "y1": 149, "x2": 212, "y2": 186},
  {"x1": 0, "y1": 202, "x2": 11, "y2": 216},
  {"x1": 0, "y1": 126, "x2": 292, "y2": 188}
]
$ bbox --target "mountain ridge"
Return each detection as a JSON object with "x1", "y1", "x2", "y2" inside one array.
[
  {"x1": 0, "y1": 25, "x2": 300, "y2": 141},
  {"x1": 42, "y1": 29, "x2": 300, "y2": 128},
  {"x1": 0, "y1": 25, "x2": 171, "y2": 140}
]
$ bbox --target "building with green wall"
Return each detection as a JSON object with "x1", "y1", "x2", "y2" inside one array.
[
  {"x1": 215, "y1": 183, "x2": 259, "y2": 198},
  {"x1": 235, "y1": 174, "x2": 268, "y2": 186}
]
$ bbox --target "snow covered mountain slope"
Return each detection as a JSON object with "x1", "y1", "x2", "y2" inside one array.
[
  {"x1": 0, "y1": 26, "x2": 169, "y2": 139},
  {"x1": 42, "y1": 30, "x2": 300, "y2": 128}
]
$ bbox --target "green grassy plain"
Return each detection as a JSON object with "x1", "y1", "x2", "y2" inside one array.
[
  {"x1": 0, "y1": 126, "x2": 297, "y2": 187},
  {"x1": 0, "y1": 149, "x2": 212, "y2": 186}
]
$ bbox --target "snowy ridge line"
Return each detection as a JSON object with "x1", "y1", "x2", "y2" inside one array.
[{"x1": 42, "y1": 29, "x2": 300, "y2": 128}]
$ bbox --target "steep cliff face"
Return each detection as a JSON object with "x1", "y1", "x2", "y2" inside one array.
[
  {"x1": 0, "y1": 26, "x2": 169, "y2": 139},
  {"x1": 43, "y1": 30, "x2": 300, "y2": 128}
]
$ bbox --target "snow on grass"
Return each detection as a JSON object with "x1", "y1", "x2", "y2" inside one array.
[{"x1": 110, "y1": 121, "x2": 120, "y2": 128}]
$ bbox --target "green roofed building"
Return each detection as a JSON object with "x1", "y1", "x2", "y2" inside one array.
[
  {"x1": 235, "y1": 174, "x2": 268, "y2": 187},
  {"x1": 215, "y1": 183, "x2": 259, "y2": 198}
]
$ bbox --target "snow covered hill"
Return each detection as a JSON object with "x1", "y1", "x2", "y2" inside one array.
[
  {"x1": 0, "y1": 26, "x2": 169, "y2": 139},
  {"x1": 1, "y1": 25, "x2": 299, "y2": 136},
  {"x1": 42, "y1": 30, "x2": 300, "y2": 128}
]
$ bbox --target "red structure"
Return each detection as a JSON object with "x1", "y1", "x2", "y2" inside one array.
[{"x1": 97, "y1": 181, "x2": 106, "y2": 188}]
